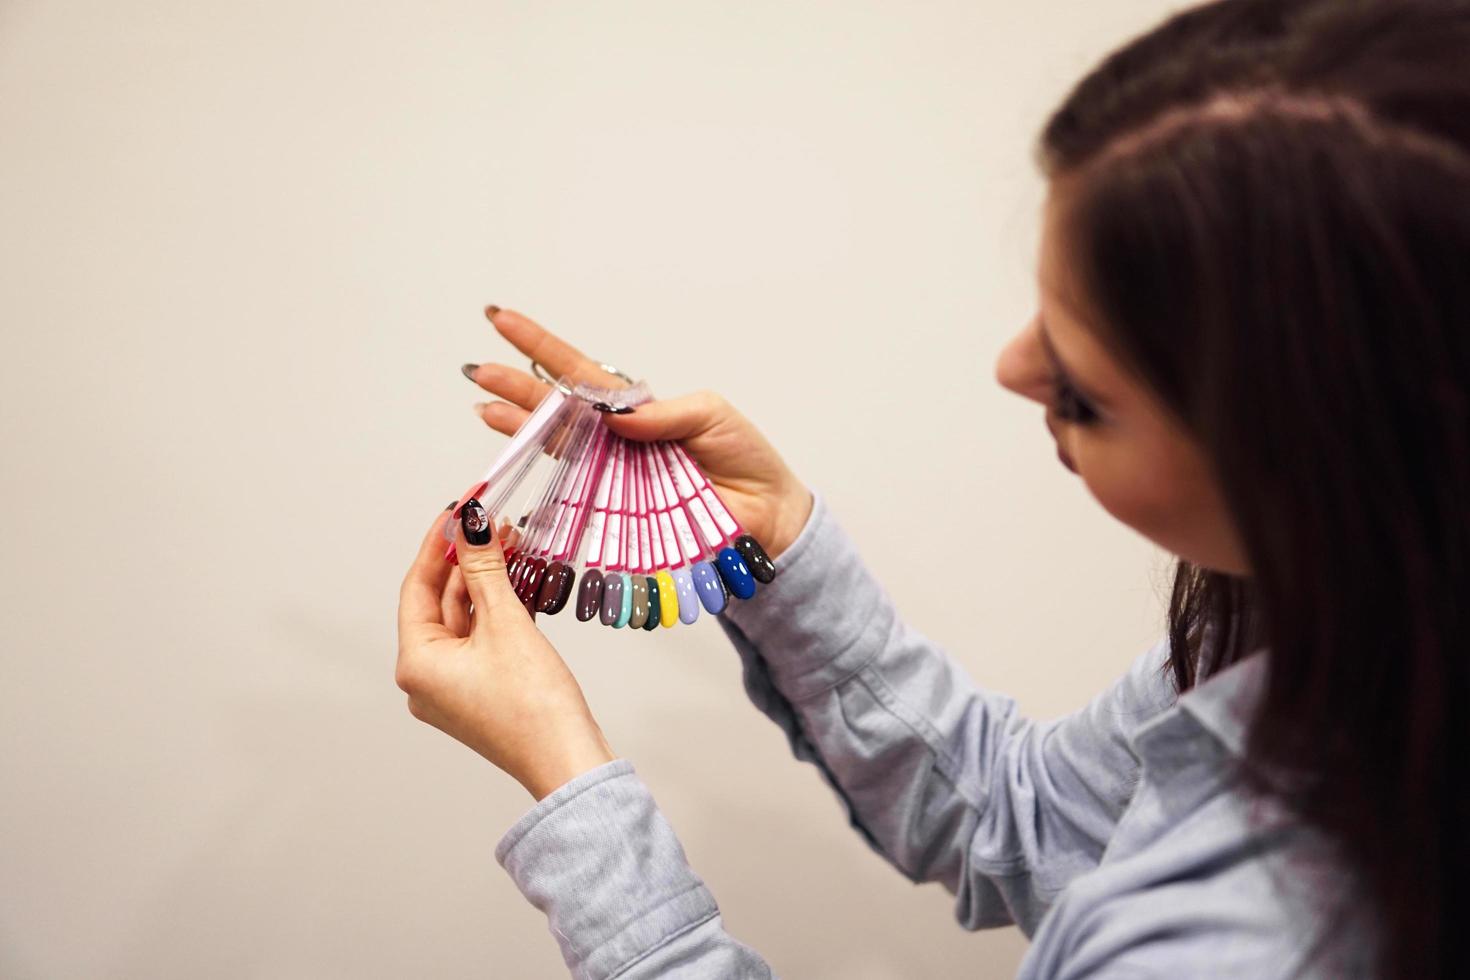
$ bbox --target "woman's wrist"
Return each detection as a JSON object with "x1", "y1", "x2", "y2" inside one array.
[
  {"x1": 517, "y1": 724, "x2": 618, "y2": 801},
  {"x1": 765, "y1": 479, "x2": 815, "y2": 562}
]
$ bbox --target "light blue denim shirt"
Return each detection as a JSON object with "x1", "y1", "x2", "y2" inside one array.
[{"x1": 494, "y1": 490, "x2": 1375, "y2": 978}]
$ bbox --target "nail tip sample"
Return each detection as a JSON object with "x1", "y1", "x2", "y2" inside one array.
[
  {"x1": 733, "y1": 534, "x2": 776, "y2": 584},
  {"x1": 692, "y1": 561, "x2": 727, "y2": 614},
  {"x1": 673, "y1": 567, "x2": 700, "y2": 624},
  {"x1": 577, "y1": 569, "x2": 606, "y2": 622},
  {"x1": 715, "y1": 547, "x2": 757, "y2": 600}
]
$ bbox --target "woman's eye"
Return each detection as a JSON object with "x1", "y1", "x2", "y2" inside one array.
[{"x1": 1053, "y1": 376, "x2": 1100, "y2": 425}]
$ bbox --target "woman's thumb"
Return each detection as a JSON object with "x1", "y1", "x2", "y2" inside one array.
[
  {"x1": 602, "y1": 389, "x2": 728, "y2": 443},
  {"x1": 452, "y1": 498, "x2": 521, "y2": 620}
]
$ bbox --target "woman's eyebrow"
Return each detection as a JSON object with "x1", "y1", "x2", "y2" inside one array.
[{"x1": 1038, "y1": 318, "x2": 1110, "y2": 408}]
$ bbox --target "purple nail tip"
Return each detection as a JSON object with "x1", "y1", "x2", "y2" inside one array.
[{"x1": 673, "y1": 567, "x2": 700, "y2": 624}]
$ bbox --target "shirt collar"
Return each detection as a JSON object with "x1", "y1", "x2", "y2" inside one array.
[{"x1": 1173, "y1": 647, "x2": 1270, "y2": 758}]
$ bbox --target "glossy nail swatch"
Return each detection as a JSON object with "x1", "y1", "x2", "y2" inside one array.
[
  {"x1": 672, "y1": 568, "x2": 700, "y2": 624},
  {"x1": 715, "y1": 547, "x2": 756, "y2": 600},
  {"x1": 536, "y1": 561, "x2": 575, "y2": 614},
  {"x1": 460, "y1": 498, "x2": 492, "y2": 546},
  {"x1": 615, "y1": 572, "x2": 634, "y2": 628},
  {"x1": 577, "y1": 569, "x2": 605, "y2": 622},
  {"x1": 655, "y1": 569, "x2": 679, "y2": 627},
  {"x1": 732, "y1": 534, "x2": 775, "y2": 583},
  {"x1": 642, "y1": 577, "x2": 660, "y2": 631},
  {"x1": 692, "y1": 560, "x2": 727, "y2": 614},
  {"x1": 600, "y1": 572, "x2": 624, "y2": 626},
  {"x1": 629, "y1": 577, "x2": 650, "y2": 629}
]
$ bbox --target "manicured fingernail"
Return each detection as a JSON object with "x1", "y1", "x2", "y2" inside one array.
[
  {"x1": 673, "y1": 568, "x2": 700, "y2": 624},
  {"x1": 577, "y1": 569, "x2": 605, "y2": 622},
  {"x1": 535, "y1": 561, "x2": 575, "y2": 614},
  {"x1": 642, "y1": 576, "x2": 660, "y2": 631},
  {"x1": 716, "y1": 547, "x2": 756, "y2": 600},
  {"x1": 655, "y1": 570, "x2": 679, "y2": 627},
  {"x1": 460, "y1": 498, "x2": 492, "y2": 545},
  {"x1": 472, "y1": 402, "x2": 489, "y2": 415},
  {"x1": 692, "y1": 561, "x2": 726, "y2": 614},
  {"x1": 484, "y1": 304, "x2": 501, "y2": 317},
  {"x1": 461, "y1": 363, "x2": 480, "y2": 382},
  {"x1": 445, "y1": 501, "x2": 457, "y2": 511},
  {"x1": 600, "y1": 572, "x2": 624, "y2": 626},
  {"x1": 733, "y1": 534, "x2": 776, "y2": 583}
]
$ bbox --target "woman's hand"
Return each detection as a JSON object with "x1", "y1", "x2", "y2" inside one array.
[
  {"x1": 396, "y1": 500, "x2": 615, "y2": 800},
  {"x1": 462, "y1": 306, "x2": 814, "y2": 561}
]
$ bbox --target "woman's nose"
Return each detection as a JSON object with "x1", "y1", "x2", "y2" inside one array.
[{"x1": 994, "y1": 321, "x2": 1052, "y2": 406}]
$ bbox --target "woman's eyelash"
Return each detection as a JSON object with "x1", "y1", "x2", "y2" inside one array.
[{"x1": 1053, "y1": 374, "x2": 1101, "y2": 425}]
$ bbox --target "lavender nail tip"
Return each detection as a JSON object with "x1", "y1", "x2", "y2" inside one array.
[
  {"x1": 733, "y1": 534, "x2": 776, "y2": 584},
  {"x1": 673, "y1": 568, "x2": 700, "y2": 624},
  {"x1": 600, "y1": 573, "x2": 624, "y2": 626},
  {"x1": 716, "y1": 548, "x2": 756, "y2": 600},
  {"x1": 693, "y1": 561, "x2": 727, "y2": 614},
  {"x1": 577, "y1": 569, "x2": 605, "y2": 622}
]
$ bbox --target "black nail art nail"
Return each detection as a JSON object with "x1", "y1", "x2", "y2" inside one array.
[
  {"x1": 460, "y1": 498, "x2": 491, "y2": 545},
  {"x1": 461, "y1": 363, "x2": 479, "y2": 382}
]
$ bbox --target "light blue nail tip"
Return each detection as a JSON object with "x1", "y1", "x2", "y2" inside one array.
[
  {"x1": 692, "y1": 561, "x2": 727, "y2": 614},
  {"x1": 674, "y1": 567, "x2": 700, "y2": 624},
  {"x1": 716, "y1": 547, "x2": 756, "y2": 600}
]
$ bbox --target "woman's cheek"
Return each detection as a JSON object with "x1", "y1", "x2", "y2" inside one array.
[{"x1": 1077, "y1": 444, "x2": 1184, "y2": 550}]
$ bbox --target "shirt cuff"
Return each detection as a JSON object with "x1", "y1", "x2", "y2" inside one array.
[
  {"x1": 717, "y1": 487, "x2": 898, "y2": 701},
  {"x1": 495, "y1": 759, "x2": 719, "y2": 979}
]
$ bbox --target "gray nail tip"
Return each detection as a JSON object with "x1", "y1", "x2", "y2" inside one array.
[{"x1": 461, "y1": 363, "x2": 479, "y2": 381}]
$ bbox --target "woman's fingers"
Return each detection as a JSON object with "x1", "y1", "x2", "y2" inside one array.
[
  {"x1": 399, "y1": 506, "x2": 457, "y2": 641},
  {"x1": 441, "y1": 564, "x2": 471, "y2": 636},
  {"x1": 464, "y1": 362, "x2": 553, "y2": 412},
  {"x1": 449, "y1": 496, "x2": 526, "y2": 631},
  {"x1": 474, "y1": 399, "x2": 531, "y2": 437},
  {"x1": 486, "y1": 307, "x2": 630, "y2": 389},
  {"x1": 602, "y1": 389, "x2": 728, "y2": 443}
]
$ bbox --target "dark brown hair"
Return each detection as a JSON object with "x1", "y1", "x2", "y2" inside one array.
[{"x1": 1037, "y1": 0, "x2": 1470, "y2": 976}]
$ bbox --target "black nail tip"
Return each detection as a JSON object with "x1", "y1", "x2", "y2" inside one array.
[
  {"x1": 460, "y1": 498, "x2": 492, "y2": 545},
  {"x1": 734, "y1": 534, "x2": 776, "y2": 583},
  {"x1": 461, "y1": 363, "x2": 480, "y2": 382},
  {"x1": 445, "y1": 501, "x2": 457, "y2": 511}
]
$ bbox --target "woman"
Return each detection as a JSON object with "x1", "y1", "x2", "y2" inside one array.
[{"x1": 396, "y1": 0, "x2": 1470, "y2": 975}]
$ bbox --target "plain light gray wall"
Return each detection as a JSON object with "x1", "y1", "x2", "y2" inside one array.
[{"x1": 1, "y1": 1, "x2": 1185, "y2": 976}]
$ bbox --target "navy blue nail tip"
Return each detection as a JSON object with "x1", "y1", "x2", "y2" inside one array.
[{"x1": 715, "y1": 547, "x2": 756, "y2": 600}]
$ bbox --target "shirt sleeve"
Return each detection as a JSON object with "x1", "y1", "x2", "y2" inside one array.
[
  {"x1": 716, "y1": 487, "x2": 1179, "y2": 935},
  {"x1": 495, "y1": 759, "x2": 775, "y2": 979}
]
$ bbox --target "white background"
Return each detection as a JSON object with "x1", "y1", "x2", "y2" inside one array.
[{"x1": 1, "y1": 1, "x2": 1180, "y2": 976}]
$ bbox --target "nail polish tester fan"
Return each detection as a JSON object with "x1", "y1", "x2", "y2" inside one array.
[{"x1": 444, "y1": 363, "x2": 776, "y2": 630}]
